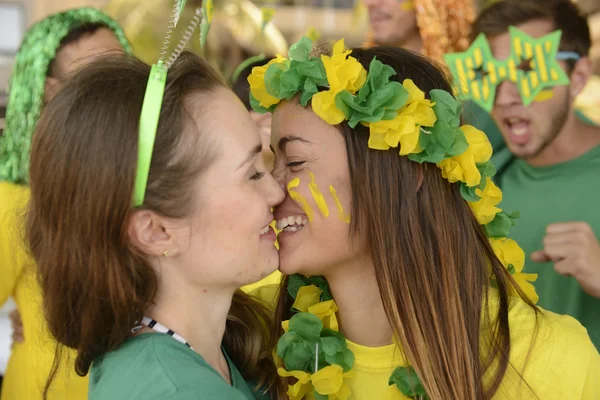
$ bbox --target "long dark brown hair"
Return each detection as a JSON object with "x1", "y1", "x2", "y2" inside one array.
[
  {"x1": 273, "y1": 46, "x2": 539, "y2": 399},
  {"x1": 27, "y1": 52, "x2": 277, "y2": 398}
]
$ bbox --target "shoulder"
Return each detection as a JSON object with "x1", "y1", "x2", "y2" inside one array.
[
  {"x1": 0, "y1": 181, "x2": 29, "y2": 219},
  {"x1": 90, "y1": 334, "x2": 249, "y2": 400},
  {"x1": 242, "y1": 272, "x2": 282, "y2": 310},
  {"x1": 504, "y1": 299, "x2": 600, "y2": 399}
]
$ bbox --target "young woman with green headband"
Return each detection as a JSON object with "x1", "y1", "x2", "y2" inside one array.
[
  {"x1": 0, "y1": 8, "x2": 130, "y2": 399},
  {"x1": 27, "y1": 51, "x2": 283, "y2": 400},
  {"x1": 247, "y1": 38, "x2": 600, "y2": 399}
]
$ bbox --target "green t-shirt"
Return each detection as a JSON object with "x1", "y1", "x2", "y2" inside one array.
[
  {"x1": 89, "y1": 333, "x2": 266, "y2": 400},
  {"x1": 493, "y1": 145, "x2": 600, "y2": 349}
]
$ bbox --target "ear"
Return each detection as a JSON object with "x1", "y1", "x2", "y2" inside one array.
[
  {"x1": 128, "y1": 210, "x2": 177, "y2": 257},
  {"x1": 44, "y1": 77, "x2": 60, "y2": 103},
  {"x1": 569, "y1": 56, "x2": 593, "y2": 98}
]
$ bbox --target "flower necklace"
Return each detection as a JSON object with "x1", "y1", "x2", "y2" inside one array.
[{"x1": 276, "y1": 275, "x2": 429, "y2": 400}]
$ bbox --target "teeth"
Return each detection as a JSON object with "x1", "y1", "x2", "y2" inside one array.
[
  {"x1": 512, "y1": 126, "x2": 527, "y2": 136},
  {"x1": 276, "y1": 215, "x2": 309, "y2": 231},
  {"x1": 260, "y1": 225, "x2": 270, "y2": 235}
]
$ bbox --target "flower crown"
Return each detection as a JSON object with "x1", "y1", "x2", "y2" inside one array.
[{"x1": 248, "y1": 37, "x2": 538, "y2": 400}]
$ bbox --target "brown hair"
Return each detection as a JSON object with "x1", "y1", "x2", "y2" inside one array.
[
  {"x1": 472, "y1": 0, "x2": 591, "y2": 70},
  {"x1": 27, "y1": 52, "x2": 277, "y2": 398},
  {"x1": 273, "y1": 47, "x2": 538, "y2": 399}
]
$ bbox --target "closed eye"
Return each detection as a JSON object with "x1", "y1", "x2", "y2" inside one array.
[
  {"x1": 286, "y1": 161, "x2": 305, "y2": 167},
  {"x1": 250, "y1": 171, "x2": 265, "y2": 180}
]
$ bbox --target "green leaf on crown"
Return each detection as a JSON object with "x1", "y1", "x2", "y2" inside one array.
[
  {"x1": 249, "y1": 93, "x2": 276, "y2": 114},
  {"x1": 336, "y1": 58, "x2": 409, "y2": 128},
  {"x1": 429, "y1": 89, "x2": 461, "y2": 126},
  {"x1": 389, "y1": 366, "x2": 429, "y2": 399},
  {"x1": 288, "y1": 36, "x2": 313, "y2": 62},
  {"x1": 408, "y1": 91, "x2": 467, "y2": 164},
  {"x1": 484, "y1": 211, "x2": 520, "y2": 238}
]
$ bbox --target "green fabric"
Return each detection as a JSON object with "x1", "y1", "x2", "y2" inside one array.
[
  {"x1": 89, "y1": 333, "x2": 263, "y2": 400},
  {"x1": 0, "y1": 8, "x2": 132, "y2": 184},
  {"x1": 492, "y1": 145, "x2": 600, "y2": 349}
]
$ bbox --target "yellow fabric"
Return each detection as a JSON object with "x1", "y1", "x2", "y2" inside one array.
[
  {"x1": 250, "y1": 280, "x2": 600, "y2": 399},
  {"x1": 0, "y1": 182, "x2": 88, "y2": 400}
]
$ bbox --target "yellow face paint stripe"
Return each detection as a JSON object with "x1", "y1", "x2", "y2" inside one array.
[
  {"x1": 470, "y1": 80, "x2": 481, "y2": 100},
  {"x1": 474, "y1": 48, "x2": 483, "y2": 66},
  {"x1": 307, "y1": 172, "x2": 330, "y2": 217},
  {"x1": 329, "y1": 185, "x2": 350, "y2": 224},
  {"x1": 534, "y1": 89, "x2": 554, "y2": 102},
  {"x1": 287, "y1": 178, "x2": 315, "y2": 222}
]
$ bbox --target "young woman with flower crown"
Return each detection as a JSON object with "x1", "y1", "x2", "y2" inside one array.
[{"x1": 247, "y1": 38, "x2": 600, "y2": 399}]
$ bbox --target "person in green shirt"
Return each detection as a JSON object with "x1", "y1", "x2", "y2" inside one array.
[
  {"x1": 24, "y1": 51, "x2": 283, "y2": 399},
  {"x1": 472, "y1": 0, "x2": 600, "y2": 348}
]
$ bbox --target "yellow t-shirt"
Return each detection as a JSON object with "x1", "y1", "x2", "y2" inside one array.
[
  {"x1": 247, "y1": 280, "x2": 600, "y2": 399},
  {"x1": 0, "y1": 182, "x2": 88, "y2": 400}
]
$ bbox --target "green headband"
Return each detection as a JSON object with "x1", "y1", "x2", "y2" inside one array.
[
  {"x1": 133, "y1": 0, "x2": 212, "y2": 206},
  {"x1": 444, "y1": 27, "x2": 580, "y2": 112},
  {"x1": 0, "y1": 7, "x2": 132, "y2": 184}
]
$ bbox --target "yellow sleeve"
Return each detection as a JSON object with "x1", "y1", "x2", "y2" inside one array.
[
  {"x1": 582, "y1": 349, "x2": 600, "y2": 399},
  {"x1": 0, "y1": 182, "x2": 31, "y2": 305}
]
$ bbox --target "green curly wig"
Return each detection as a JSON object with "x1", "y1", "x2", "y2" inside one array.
[{"x1": 0, "y1": 7, "x2": 132, "y2": 184}]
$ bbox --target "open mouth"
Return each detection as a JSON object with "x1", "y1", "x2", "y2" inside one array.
[
  {"x1": 504, "y1": 117, "x2": 531, "y2": 145},
  {"x1": 276, "y1": 215, "x2": 309, "y2": 233},
  {"x1": 259, "y1": 225, "x2": 271, "y2": 235}
]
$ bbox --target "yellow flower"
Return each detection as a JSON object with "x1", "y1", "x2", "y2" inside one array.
[
  {"x1": 323, "y1": 39, "x2": 367, "y2": 94},
  {"x1": 469, "y1": 178, "x2": 502, "y2": 225},
  {"x1": 437, "y1": 125, "x2": 493, "y2": 187},
  {"x1": 311, "y1": 90, "x2": 347, "y2": 125},
  {"x1": 308, "y1": 300, "x2": 339, "y2": 331},
  {"x1": 512, "y1": 272, "x2": 539, "y2": 304},
  {"x1": 490, "y1": 238, "x2": 539, "y2": 304},
  {"x1": 490, "y1": 237, "x2": 524, "y2": 272},
  {"x1": 312, "y1": 39, "x2": 367, "y2": 125},
  {"x1": 367, "y1": 79, "x2": 436, "y2": 155},
  {"x1": 292, "y1": 285, "x2": 323, "y2": 312},
  {"x1": 248, "y1": 55, "x2": 287, "y2": 109},
  {"x1": 278, "y1": 368, "x2": 313, "y2": 400},
  {"x1": 312, "y1": 365, "x2": 344, "y2": 395}
]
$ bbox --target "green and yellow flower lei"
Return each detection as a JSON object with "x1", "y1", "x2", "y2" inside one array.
[{"x1": 248, "y1": 37, "x2": 538, "y2": 400}]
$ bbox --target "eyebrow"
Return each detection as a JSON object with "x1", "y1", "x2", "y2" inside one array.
[
  {"x1": 277, "y1": 135, "x2": 312, "y2": 152},
  {"x1": 237, "y1": 143, "x2": 263, "y2": 170}
]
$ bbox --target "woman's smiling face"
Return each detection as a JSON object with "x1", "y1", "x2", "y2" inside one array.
[{"x1": 270, "y1": 100, "x2": 366, "y2": 276}]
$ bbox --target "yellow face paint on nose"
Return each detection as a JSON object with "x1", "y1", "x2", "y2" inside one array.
[
  {"x1": 308, "y1": 172, "x2": 330, "y2": 217},
  {"x1": 287, "y1": 178, "x2": 315, "y2": 222},
  {"x1": 329, "y1": 185, "x2": 351, "y2": 224}
]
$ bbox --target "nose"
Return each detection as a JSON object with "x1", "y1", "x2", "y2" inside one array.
[
  {"x1": 267, "y1": 172, "x2": 286, "y2": 207},
  {"x1": 495, "y1": 80, "x2": 522, "y2": 108}
]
